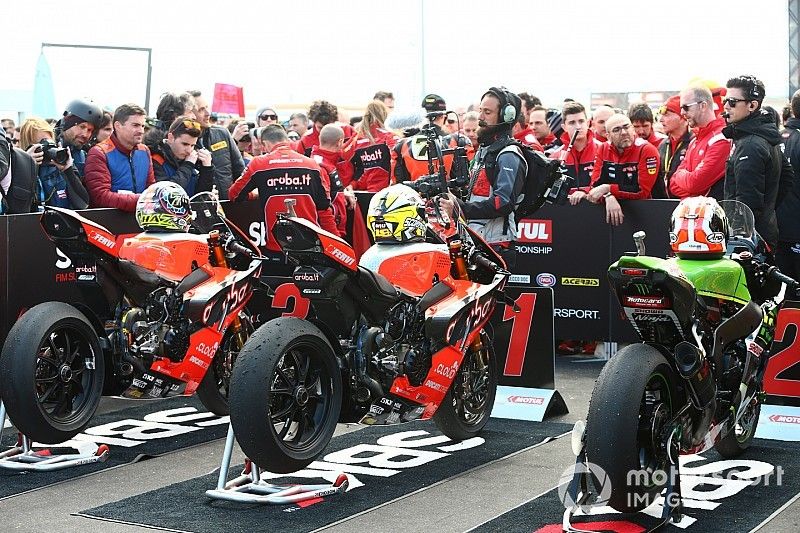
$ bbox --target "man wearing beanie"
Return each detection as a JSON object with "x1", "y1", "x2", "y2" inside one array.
[
  {"x1": 439, "y1": 87, "x2": 526, "y2": 268},
  {"x1": 652, "y1": 95, "x2": 693, "y2": 198}
]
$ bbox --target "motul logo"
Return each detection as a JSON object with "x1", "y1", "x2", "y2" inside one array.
[
  {"x1": 507, "y1": 396, "x2": 544, "y2": 405},
  {"x1": 516, "y1": 220, "x2": 552, "y2": 243},
  {"x1": 769, "y1": 414, "x2": 800, "y2": 424}
]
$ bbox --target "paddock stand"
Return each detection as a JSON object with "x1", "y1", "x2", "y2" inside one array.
[
  {"x1": 0, "y1": 401, "x2": 110, "y2": 472},
  {"x1": 205, "y1": 423, "x2": 349, "y2": 504},
  {"x1": 561, "y1": 421, "x2": 684, "y2": 533}
]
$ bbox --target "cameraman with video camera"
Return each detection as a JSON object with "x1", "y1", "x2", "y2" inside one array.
[
  {"x1": 440, "y1": 87, "x2": 526, "y2": 268},
  {"x1": 19, "y1": 117, "x2": 89, "y2": 209}
]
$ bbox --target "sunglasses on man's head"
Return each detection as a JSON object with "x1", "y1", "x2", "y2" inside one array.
[
  {"x1": 182, "y1": 119, "x2": 202, "y2": 130},
  {"x1": 260, "y1": 114, "x2": 278, "y2": 121}
]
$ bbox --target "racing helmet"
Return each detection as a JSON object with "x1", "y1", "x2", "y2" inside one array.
[
  {"x1": 669, "y1": 196, "x2": 728, "y2": 259},
  {"x1": 135, "y1": 182, "x2": 192, "y2": 232},
  {"x1": 63, "y1": 98, "x2": 104, "y2": 128},
  {"x1": 366, "y1": 184, "x2": 426, "y2": 244}
]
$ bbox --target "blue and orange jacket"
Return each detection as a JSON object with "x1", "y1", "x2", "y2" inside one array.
[{"x1": 85, "y1": 134, "x2": 155, "y2": 212}]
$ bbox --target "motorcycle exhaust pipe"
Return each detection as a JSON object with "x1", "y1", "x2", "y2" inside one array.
[{"x1": 675, "y1": 341, "x2": 716, "y2": 409}]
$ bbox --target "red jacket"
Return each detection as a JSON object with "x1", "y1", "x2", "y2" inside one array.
[
  {"x1": 645, "y1": 129, "x2": 668, "y2": 148},
  {"x1": 344, "y1": 125, "x2": 399, "y2": 192},
  {"x1": 549, "y1": 130, "x2": 602, "y2": 189},
  {"x1": 229, "y1": 142, "x2": 338, "y2": 251},
  {"x1": 669, "y1": 117, "x2": 730, "y2": 199},
  {"x1": 296, "y1": 123, "x2": 356, "y2": 157},
  {"x1": 311, "y1": 145, "x2": 348, "y2": 237},
  {"x1": 84, "y1": 135, "x2": 155, "y2": 212},
  {"x1": 513, "y1": 127, "x2": 544, "y2": 152},
  {"x1": 590, "y1": 137, "x2": 660, "y2": 200}
]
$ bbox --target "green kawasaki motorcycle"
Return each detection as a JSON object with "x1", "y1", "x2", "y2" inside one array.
[{"x1": 581, "y1": 198, "x2": 798, "y2": 513}]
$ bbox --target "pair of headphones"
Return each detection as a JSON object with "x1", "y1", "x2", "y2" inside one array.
[{"x1": 485, "y1": 86, "x2": 518, "y2": 124}]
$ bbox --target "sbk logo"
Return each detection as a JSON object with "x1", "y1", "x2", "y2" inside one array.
[{"x1": 516, "y1": 220, "x2": 552, "y2": 243}]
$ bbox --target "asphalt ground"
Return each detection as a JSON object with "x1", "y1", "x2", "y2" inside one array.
[{"x1": 2, "y1": 355, "x2": 799, "y2": 532}]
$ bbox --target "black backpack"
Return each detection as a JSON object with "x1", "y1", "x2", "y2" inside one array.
[{"x1": 482, "y1": 139, "x2": 564, "y2": 219}]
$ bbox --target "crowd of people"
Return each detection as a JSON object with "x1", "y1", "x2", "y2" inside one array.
[{"x1": 2, "y1": 77, "x2": 800, "y2": 354}]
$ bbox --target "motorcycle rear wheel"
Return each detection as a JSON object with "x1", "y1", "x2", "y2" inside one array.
[
  {"x1": 229, "y1": 317, "x2": 342, "y2": 474},
  {"x1": 0, "y1": 302, "x2": 105, "y2": 444},
  {"x1": 715, "y1": 398, "x2": 761, "y2": 458},
  {"x1": 585, "y1": 343, "x2": 678, "y2": 513},
  {"x1": 433, "y1": 330, "x2": 497, "y2": 441},
  {"x1": 195, "y1": 313, "x2": 254, "y2": 416}
]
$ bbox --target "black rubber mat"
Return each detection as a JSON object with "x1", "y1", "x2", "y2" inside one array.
[
  {"x1": 78, "y1": 418, "x2": 571, "y2": 533},
  {"x1": 471, "y1": 438, "x2": 800, "y2": 532},
  {"x1": 0, "y1": 396, "x2": 228, "y2": 500}
]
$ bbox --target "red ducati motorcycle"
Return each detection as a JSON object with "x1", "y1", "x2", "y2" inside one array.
[
  {"x1": 229, "y1": 181, "x2": 524, "y2": 474},
  {"x1": 0, "y1": 187, "x2": 264, "y2": 444}
]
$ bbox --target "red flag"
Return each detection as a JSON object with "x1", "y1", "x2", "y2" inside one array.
[{"x1": 212, "y1": 83, "x2": 244, "y2": 116}]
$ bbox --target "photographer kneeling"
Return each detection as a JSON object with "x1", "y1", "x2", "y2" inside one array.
[
  {"x1": 439, "y1": 87, "x2": 525, "y2": 269},
  {"x1": 19, "y1": 118, "x2": 89, "y2": 209}
]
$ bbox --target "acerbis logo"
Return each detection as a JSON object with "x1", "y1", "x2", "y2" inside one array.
[
  {"x1": 516, "y1": 219, "x2": 552, "y2": 243},
  {"x1": 561, "y1": 277, "x2": 599, "y2": 287},
  {"x1": 535, "y1": 273, "x2": 556, "y2": 287}
]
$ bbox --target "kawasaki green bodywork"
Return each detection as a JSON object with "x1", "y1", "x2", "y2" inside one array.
[{"x1": 611, "y1": 255, "x2": 751, "y2": 304}]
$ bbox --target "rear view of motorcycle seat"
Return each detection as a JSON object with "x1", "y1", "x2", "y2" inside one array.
[{"x1": 356, "y1": 266, "x2": 399, "y2": 301}]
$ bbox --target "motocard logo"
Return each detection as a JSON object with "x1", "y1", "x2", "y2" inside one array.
[
  {"x1": 535, "y1": 273, "x2": 556, "y2": 287},
  {"x1": 326, "y1": 244, "x2": 356, "y2": 266},
  {"x1": 508, "y1": 395, "x2": 544, "y2": 405},
  {"x1": 769, "y1": 414, "x2": 800, "y2": 424},
  {"x1": 516, "y1": 220, "x2": 552, "y2": 243},
  {"x1": 623, "y1": 295, "x2": 671, "y2": 309},
  {"x1": 266, "y1": 172, "x2": 312, "y2": 187}
]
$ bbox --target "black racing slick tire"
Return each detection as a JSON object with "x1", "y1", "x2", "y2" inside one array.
[
  {"x1": 229, "y1": 317, "x2": 342, "y2": 474},
  {"x1": 0, "y1": 302, "x2": 105, "y2": 444},
  {"x1": 585, "y1": 343, "x2": 679, "y2": 513},
  {"x1": 195, "y1": 314, "x2": 254, "y2": 416},
  {"x1": 434, "y1": 330, "x2": 497, "y2": 441}
]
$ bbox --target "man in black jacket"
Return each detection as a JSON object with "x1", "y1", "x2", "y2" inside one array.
[
  {"x1": 188, "y1": 90, "x2": 244, "y2": 199},
  {"x1": 777, "y1": 89, "x2": 800, "y2": 278},
  {"x1": 722, "y1": 75, "x2": 792, "y2": 251},
  {"x1": 0, "y1": 134, "x2": 39, "y2": 214}
]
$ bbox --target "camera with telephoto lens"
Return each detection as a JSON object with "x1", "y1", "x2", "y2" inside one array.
[
  {"x1": 37, "y1": 139, "x2": 69, "y2": 165},
  {"x1": 544, "y1": 168, "x2": 573, "y2": 205}
]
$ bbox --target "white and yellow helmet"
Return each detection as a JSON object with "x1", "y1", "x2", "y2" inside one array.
[{"x1": 366, "y1": 184, "x2": 426, "y2": 244}]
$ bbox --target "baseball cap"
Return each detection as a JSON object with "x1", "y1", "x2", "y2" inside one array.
[{"x1": 421, "y1": 94, "x2": 446, "y2": 112}]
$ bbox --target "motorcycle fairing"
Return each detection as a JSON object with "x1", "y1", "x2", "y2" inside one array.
[
  {"x1": 388, "y1": 344, "x2": 467, "y2": 416},
  {"x1": 673, "y1": 257, "x2": 751, "y2": 304},
  {"x1": 359, "y1": 242, "x2": 451, "y2": 297},
  {"x1": 118, "y1": 233, "x2": 211, "y2": 282},
  {"x1": 41, "y1": 206, "x2": 122, "y2": 258},
  {"x1": 182, "y1": 260, "x2": 262, "y2": 327},
  {"x1": 424, "y1": 273, "x2": 506, "y2": 348}
]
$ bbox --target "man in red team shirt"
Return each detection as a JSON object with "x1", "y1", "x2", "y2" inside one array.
[
  {"x1": 229, "y1": 125, "x2": 338, "y2": 255},
  {"x1": 669, "y1": 85, "x2": 731, "y2": 199},
  {"x1": 570, "y1": 113, "x2": 659, "y2": 226},
  {"x1": 550, "y1": 101, "x2": 602, "y2": 189},
  {"x1": 629, "y1": 102, "x2": 667, "y2": 148}
]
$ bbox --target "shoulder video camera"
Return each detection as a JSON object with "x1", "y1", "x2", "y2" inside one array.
[{"x1": 37, "y1": 139, "x2": 69, "y2": 165}]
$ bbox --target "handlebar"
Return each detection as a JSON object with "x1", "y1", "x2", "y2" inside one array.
[
  {"x1": 767, "y1": 266, "x2": 799, "y2": 291},
  {"x1": 225, "y1": 237, "x2": 254, "y2": 257}
]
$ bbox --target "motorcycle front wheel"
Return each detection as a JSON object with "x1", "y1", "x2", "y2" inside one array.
[
  {"x1": 229, "y1": 317, "x2": 342, "y2": 474},
  {"x1": 0, "y1": 302, "x2": 105, "y2": 444},
  {"x1": 195, "y1": 313, "x2": 254, "y2": 416},
  {"x1": 434, "y1": 330, "x2": 497, "y2": 441},
  {"x1": 585, "y1": 343, "x2": 679, "y2": 513}
]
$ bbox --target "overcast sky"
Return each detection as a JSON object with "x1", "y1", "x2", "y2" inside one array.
[{"x1": 2, "y1": 0, "x2": 791, "y2": 118}]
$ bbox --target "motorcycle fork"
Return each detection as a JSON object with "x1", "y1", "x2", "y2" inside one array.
[
  {"x1": 449, "y1": 240, "x2": 487, "y2": 367},
  {"x1": 209, "y1": 231, "x2": 246, "y2": 349}
]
